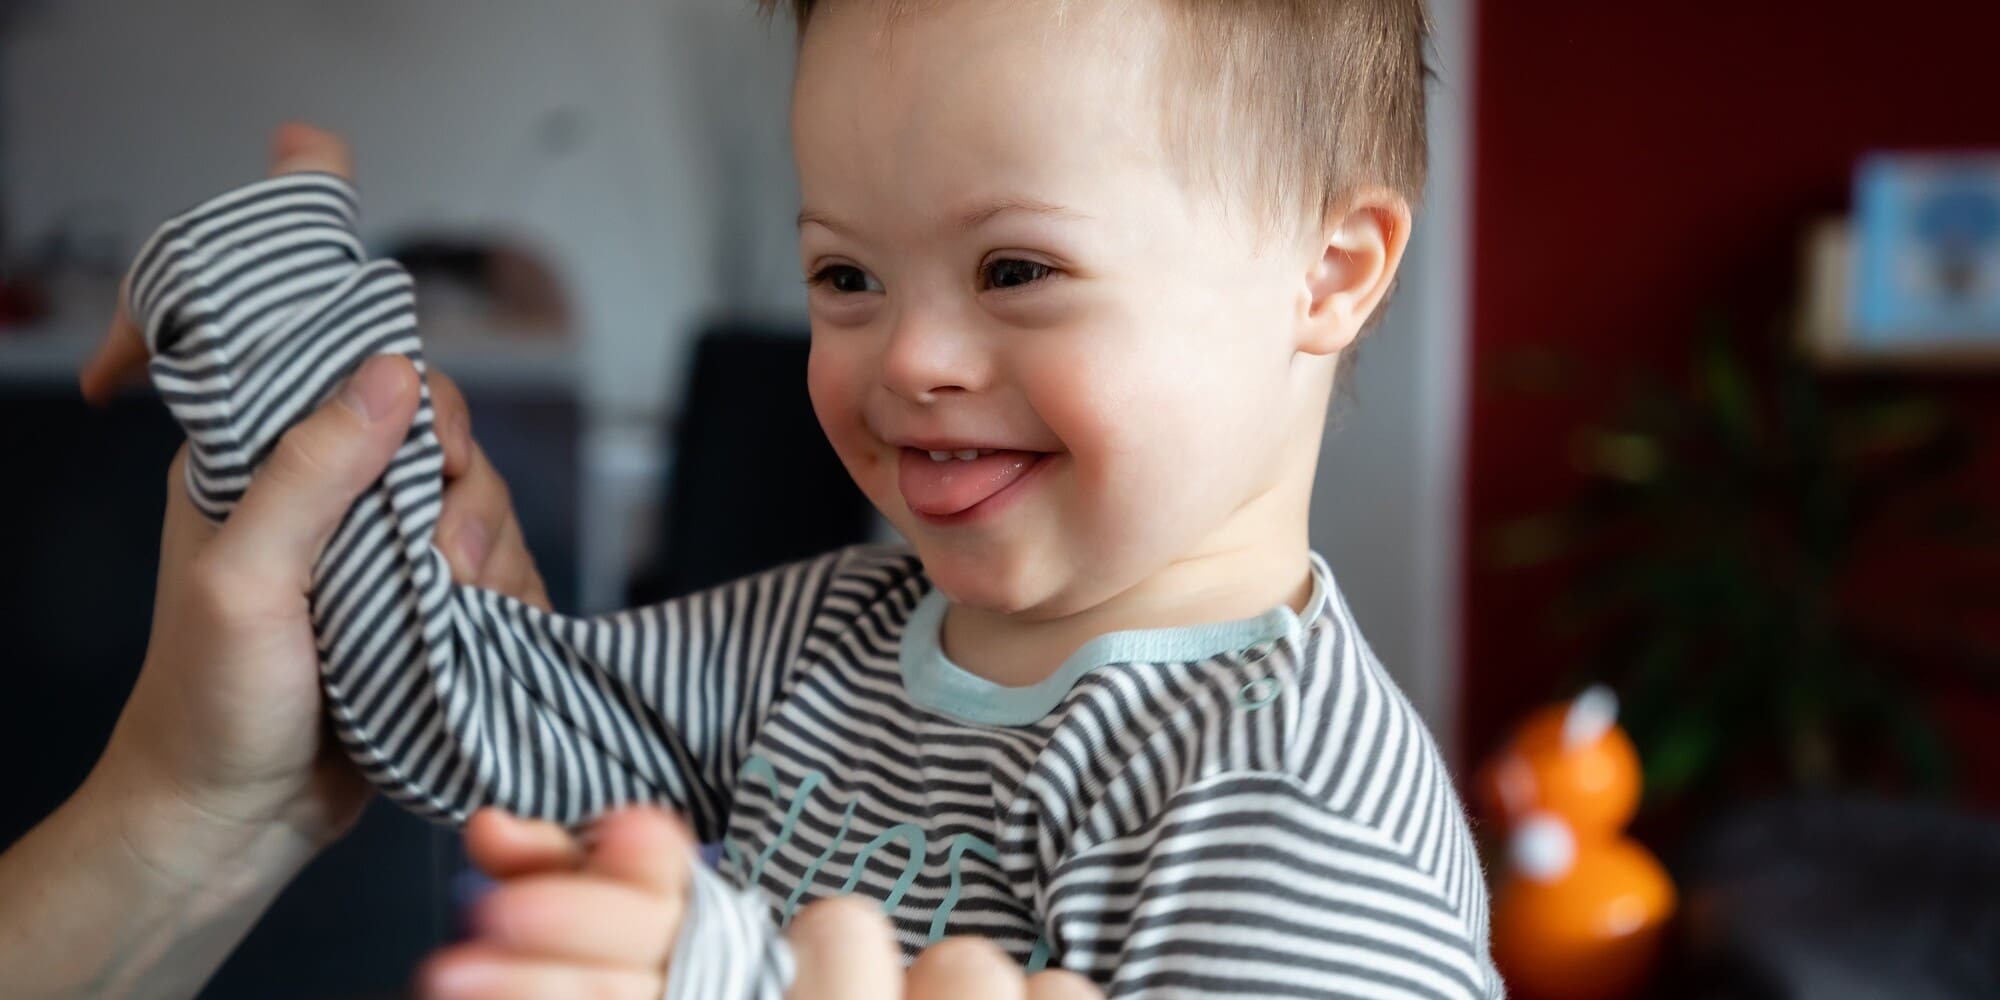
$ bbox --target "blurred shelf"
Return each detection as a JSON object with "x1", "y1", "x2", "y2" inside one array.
[
  {"x1": 0, "y1": 322, "x2": 580, "y2": 394},
  {"x1": 1798, "y1": 218, "x2": 2000, "y2": 372}
]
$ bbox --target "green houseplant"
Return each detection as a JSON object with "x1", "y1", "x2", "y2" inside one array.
[{"x1": 1490, "y1": 324, "x2": 1996, "y2": 810}]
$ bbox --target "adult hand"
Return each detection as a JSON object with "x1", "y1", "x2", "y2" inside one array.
[
  {"x1": 0, "y1": 123, "x2": 547, "y2": 1000},
  {"x1": 417, "y1": 806, "x2": 1102, "y2": 1000},
  {"x1": 92, "y1": 120, "x2": 551, "y2": 859}
]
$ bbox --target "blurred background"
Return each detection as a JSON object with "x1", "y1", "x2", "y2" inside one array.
[{"x1": 0, "y1": 0, "x2": 1994, "y2": 997}]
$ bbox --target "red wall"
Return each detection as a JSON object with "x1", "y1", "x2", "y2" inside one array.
[{"x1": 1463, "y1": 1, "x2": 2000, "y2": 793}]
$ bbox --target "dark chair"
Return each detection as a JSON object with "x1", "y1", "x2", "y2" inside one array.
[
  {"x1": 1668, "y1": 794, "x2": 2000, "y2": 1000},
  {"x1": 629, "y1": 326, "x2": 875, "y2": 604}
]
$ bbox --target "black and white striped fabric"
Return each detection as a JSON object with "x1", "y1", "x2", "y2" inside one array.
[{"x1": 132, "y1": 173, "x2": 1503, "y2": 999}]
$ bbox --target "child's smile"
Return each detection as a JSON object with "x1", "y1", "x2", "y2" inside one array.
[{"x1": 894, "y1": 447, "x2": 1053, "y2": 525}]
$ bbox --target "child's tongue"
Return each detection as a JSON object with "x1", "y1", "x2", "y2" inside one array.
[{"x1": 898, "y1": 449, "x2": 1039, "y2": 517}]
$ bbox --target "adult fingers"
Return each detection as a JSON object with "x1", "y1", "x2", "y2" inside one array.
[
  {"x1": 784, "y1": 895, "x2": 904, "y2": 1000},
  {"x1": 471, "y1": 874, "x2": 677, "y2": 967},
  {"x1": 905, "y1": 937, "x2": 1026, "y2": 1000},
  {"x1": 427, "y1": 370, "x2": 551, "y2": 609},
  {"x1": 431, "y1": 367, "x2": 475, "y2": 479},
  {"x1": 206, "y1": 354, "x2": 419, "y2": 590},
  {"x1": 434, "y1": 439, "x2": 549, "y2": 610},
  {"x1": 416, "y1": 943, "x2": 657, "y2": 1000},
  {"x1": 434, "y1": 440, "x2": 506, "y2": 587},
  {"x1": 486, "y1": 515, "x2": 553, "y2": 611},
  {"x1": 464, "y1": 808, "x2": 585, "y2": 879}
]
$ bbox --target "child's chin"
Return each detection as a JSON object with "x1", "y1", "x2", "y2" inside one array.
[{"x1": 917, "y1": 546, "x2": 1047, "y2": 616}]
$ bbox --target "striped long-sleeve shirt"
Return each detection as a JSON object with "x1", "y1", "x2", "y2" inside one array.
[{"x1": 130, "y1": 172, "x2": 1503, "y2": 999}]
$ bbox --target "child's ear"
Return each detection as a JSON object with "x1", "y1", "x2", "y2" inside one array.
[{"x1": 1297, "y1": 187, "x2": 1412, "y2": 357}]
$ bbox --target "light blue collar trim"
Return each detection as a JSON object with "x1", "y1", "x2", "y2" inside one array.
[{"x1": 899, "y1": 554, "x2": 1331, "y2": 727}]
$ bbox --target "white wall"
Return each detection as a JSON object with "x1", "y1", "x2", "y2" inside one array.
[
  {"x1": 1309, "y1": 0, "x2": 1472, "y2": 758},
  {"x1": 5, "y1": 0, "x2": 808, "y2": 609},
  {"x1": 7, "y1": 0, "x2": 809, "y2": 410}
]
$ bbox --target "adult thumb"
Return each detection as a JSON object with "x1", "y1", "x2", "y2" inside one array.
[{"x1": 207, "y1": 354, "x2": 421, "y2": 586}]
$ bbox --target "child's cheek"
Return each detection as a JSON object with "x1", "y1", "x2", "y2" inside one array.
[
  {"x1": 1019, "y1": 335, "x2": 1158, "y2": 514},
  {"x1": 807, "y1": 338, "x2": 880, "y2": 483}
]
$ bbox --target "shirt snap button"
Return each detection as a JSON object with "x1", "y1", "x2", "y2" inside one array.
[{"x1": 1237, "y1": 676, "x2": 1281, "y2": 710}]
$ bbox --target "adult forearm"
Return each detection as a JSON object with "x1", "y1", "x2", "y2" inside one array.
[{"x1": 0, "y1": 756, "x2": 319, "y2": 1000}]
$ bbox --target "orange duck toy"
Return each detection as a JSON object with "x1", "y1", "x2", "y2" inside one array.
[{"x1": 1478, "y1": 686, "x2": 1676, "y2": 1000}]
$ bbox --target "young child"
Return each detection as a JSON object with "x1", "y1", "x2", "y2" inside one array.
[{"x1": 115, "y1": 0, "x2": 1499, "y2": 996}]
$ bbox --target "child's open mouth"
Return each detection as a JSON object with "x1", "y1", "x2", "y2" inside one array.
[{"x1": 897, "y1": 447, "x2": 1051, "y2": 524}]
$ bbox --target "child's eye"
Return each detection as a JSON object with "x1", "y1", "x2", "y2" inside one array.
[
  {"x1": 981, "y1": 258, "x2": 1054, "y2": 291},
  {"x1": 809, "y1": 264, "x2": 883, "y2": 294}
]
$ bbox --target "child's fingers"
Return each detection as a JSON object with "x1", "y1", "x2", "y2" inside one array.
[
  {"x1": 582, "y1": 806, "x2": 697, "y2": 898},
  {"x1": 83, "y1": 122, "x2": 351, "y2": 408},
  {"x1": 1025, "y1": 970, "x2": 1103, "y2": 999},
  {"x1": 784, "y1": 895, "x2": 905, "y2": 1000},
  {"x1": 464, "y1": 808, "x2": 585, "y2": 879},
  {"x1": 471, "y1": 874, "x2": 678, "y2": 968},
  {"x1": 78, "y1": 280, "x2": 148, "y2": 406},
  {"x1": 905, "y1": 937, "x2": 1027, "y2": 1000},
  {"x1": 269, "y1": 121, "x2": 353, "y2": 179},
  {"x1": 416, "y1": 942, "x2": 658, "y2": 1000}
]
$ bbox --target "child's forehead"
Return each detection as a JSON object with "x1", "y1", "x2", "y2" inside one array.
[
  {"x1": 790, "y1": 2, "x2": 1190, "y2": 214},
  {"x1": 791, "y1": 0, "x2": 1184, "y2": 161}
]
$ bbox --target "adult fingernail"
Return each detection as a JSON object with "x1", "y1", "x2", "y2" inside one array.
[
  {"x1": 451, "y1": 519, "x2": 491, "y2": 574},
  {"x1": 338, "y1": 356, "x2": 402, "y2": 422}
]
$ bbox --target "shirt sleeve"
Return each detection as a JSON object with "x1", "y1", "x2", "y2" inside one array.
[
  {"x1": 666, "y1": 857, "x2": 795, "y2": 1000},
  {"x1": 1040, "y1": 771, "x2": 1504, "y2": 1000},
  {"x1": 128, "y1": 172, "x2": 837, "y2": 842}
]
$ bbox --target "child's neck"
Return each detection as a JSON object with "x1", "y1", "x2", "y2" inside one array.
[{"x1": 939, "y1": 533, "x2": 1315, "y2": 690}]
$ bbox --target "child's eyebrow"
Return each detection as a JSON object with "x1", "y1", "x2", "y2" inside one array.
[
  {"x1": 950, "y1": 197, "x2": 1090, "y2": 230},
  {"x1": 796, "y1": 208, "x2": 849, "y2": 234},
  {"x1": 796, "y1": 198, "x2": 1090, "y2": 234}
]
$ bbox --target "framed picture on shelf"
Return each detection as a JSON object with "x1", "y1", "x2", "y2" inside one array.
[{"x1": 1801, "y1": 153, "x2": 2000, "y2": 369}]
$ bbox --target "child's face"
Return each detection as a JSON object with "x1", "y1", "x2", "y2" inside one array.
[{"x1": 797, "y1": 0, "x2": 1327, "y2": 617}]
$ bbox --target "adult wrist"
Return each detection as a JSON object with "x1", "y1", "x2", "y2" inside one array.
[
  {"x1": 0, "y1": 756, "x2": 326, "y2": 1000},
  {"x1": 78, "y1": 740, "x2": 323, "y2": 905}
]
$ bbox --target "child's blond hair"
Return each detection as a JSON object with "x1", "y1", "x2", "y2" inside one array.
[{"x1": 761, "y1": 0, "x2": 1433, "y2": 233}]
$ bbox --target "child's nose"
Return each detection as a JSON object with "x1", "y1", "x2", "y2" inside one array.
[{"x1": 879, "y1": 307, "x2": 993, "y2": 403}]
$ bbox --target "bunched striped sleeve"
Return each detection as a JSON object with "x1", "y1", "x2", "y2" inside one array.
[
  {"x1": 131, "y1": 171, "x2": 811, "y2": 998},
  {"x1": 127, "y1": 172, "x2": 833, "y2": 842},
  {"x1": 1042, "y1": 772, "x2": 1503, "y2": 999}
]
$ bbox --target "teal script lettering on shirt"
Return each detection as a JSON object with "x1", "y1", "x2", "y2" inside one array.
[{"x1": 726, "y1": 753, "x2": 1051, "y2": 969}]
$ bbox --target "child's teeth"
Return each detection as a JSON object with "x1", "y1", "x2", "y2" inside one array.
[
  {"x1": 954, "y1": 450, "x2": 979, "y2": 461},
  {"x1": 928, "y1": 450, "x2": 952, "y2": 462}
]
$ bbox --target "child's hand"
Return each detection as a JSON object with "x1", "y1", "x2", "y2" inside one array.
[
  {"x1": 419, "y1": 806, "x2": 692, "y2": 999},
  {"x1": 419, "y1": 807, "x2": 1105, "y2": 999},
  {"x1": 80, "y1": 122, "x2": 352, "y2": 406}
]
